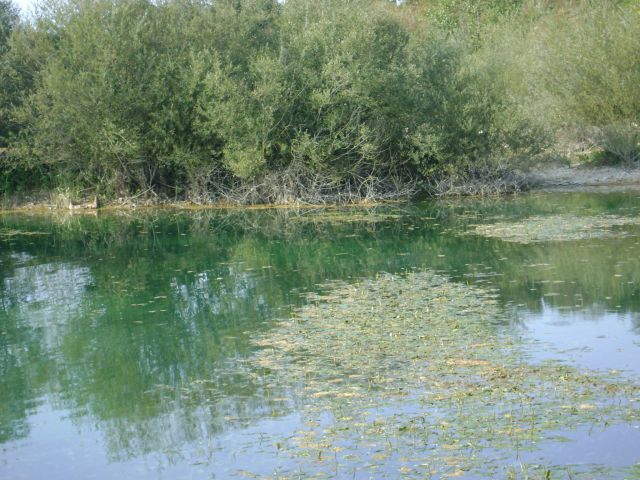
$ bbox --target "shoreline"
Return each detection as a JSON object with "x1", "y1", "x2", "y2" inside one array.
[
  {"x1": 523, "y1": 165, "x2": 640, "y2": 191},
  {"x1": 2, "y1": 165, "x2": 640, "y2": 214}
]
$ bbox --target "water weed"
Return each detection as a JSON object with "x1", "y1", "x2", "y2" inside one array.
[
  {"x1": 468, "y1": 214, "x2": 640, "y2": 244},
  {"x1": 249, "y1": 271, "x2": 640, "y2": 478}
]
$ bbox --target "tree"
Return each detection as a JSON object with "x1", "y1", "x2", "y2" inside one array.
[
  {"x1": 0, "y1": 0, "x2": 19, "y2": 54},
  {"x1": 0, "y1": 0, "x2": 20, "y2": 156}
]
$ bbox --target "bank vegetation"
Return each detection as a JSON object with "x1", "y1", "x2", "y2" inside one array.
[{"x1": 1, "y1": 0, "x2": 638, "y2": 204}]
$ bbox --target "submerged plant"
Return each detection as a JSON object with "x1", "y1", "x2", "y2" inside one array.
[
  {"x1": 248, "y1": 270, "x2": 640, "y2": 478},
  {"x1": 468, "y1": 214, "x2": 640, "y2": 244},
  {"x1": 0, "y1": 228, "x2": 49, "y2": 237}
]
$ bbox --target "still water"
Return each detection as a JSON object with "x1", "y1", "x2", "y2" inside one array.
[{"x1": 1, "y1": 191, "x2": 639, "y2": 479}]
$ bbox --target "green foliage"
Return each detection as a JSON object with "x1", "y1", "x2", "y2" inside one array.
[
  {"x1": 417, "y1": 0, "x2": 523, "y2": 37},
  {"x1": 16, "y1": 0, "x2": 219, "y2": 194},
  {"x1": 0, "y1": 0, "x2": 20, "y2": 143},
  {"x1": 0, "y1": 0, "x2": 638, "y2": 200},
  {"x1": 194, "y1": 0, "x2": 415, "y2": 189},
  {"x1": 0, "y1": 0, "x2": 18, "y2": 51},
  {"x1": 534, "y1": 3, "x2": 640, "y2": 128},
  {"x1": 539, "y1": 3, "x2": 640, "y2": 164},
  {"x1": 481, "y1": 0, "x2": 640, "y2": 164}
]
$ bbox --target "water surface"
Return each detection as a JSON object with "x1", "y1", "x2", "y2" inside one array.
[{"x1": 1, "y1": 191, "x2": 640, "y2": 478}]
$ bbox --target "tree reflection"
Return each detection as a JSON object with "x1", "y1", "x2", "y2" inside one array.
[{"x1": 1, "y1": 193, "x2": 640, "y2": 462}]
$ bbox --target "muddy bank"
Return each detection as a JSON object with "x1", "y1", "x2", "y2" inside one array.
[{"x1": 524, "y1": 165, "x2": 640, "y2": 191}]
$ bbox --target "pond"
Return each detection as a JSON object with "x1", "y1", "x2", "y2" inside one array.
[{"x1": 1, "y1": 191, "x2": 639, "y2": 479}]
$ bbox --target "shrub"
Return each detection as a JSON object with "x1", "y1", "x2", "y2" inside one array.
[{"x1": 1, "y1": 0, "x2": 637, "y2": 201}]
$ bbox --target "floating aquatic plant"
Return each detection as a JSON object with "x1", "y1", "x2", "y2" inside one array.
[
  {"x1": 0, "y1": 228, "x2": 50, "y2": 238},
  {"x1": 290, "y1": 210, "x2": 404, "y2": 225},
  {"x1": 468, "y1": 214, "x2": 640, "y2": 244},
  {"x1": 249, "y1": 270, "x2": 640, "y2": 478}
]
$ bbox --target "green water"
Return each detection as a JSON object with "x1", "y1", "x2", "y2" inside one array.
[{"x1": 1, "y1": 191, "x2": 640, "y2": 479}]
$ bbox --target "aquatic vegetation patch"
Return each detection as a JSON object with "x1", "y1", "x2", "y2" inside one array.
[
  {"x1": 469, "y1": 214, "x2": 640, "y2": 243},
  {"x1": 249, "y1": 271, "x2": 640, "y2": 478},
  {"x1": 290, "y1": 210, "x2": 404, "y2": 225},
  {"x1": 0, "y1": 228, "x2": 50, "y2": 238}
]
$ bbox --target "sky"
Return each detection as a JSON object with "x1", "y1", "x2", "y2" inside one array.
[{"x1": 14, "y1": 0, "x2": 35, "y2": 17}]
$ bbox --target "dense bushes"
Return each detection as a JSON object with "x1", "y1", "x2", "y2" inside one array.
[
  {"x1": 0, "y1": 0, "x2": 20, "y2": 143},
  {"x1": 0, "y1": 0, "x2": 638, "y2": 202},
  {"x1": 525, "y1": 2, "x2": 640, "y2": 163}
]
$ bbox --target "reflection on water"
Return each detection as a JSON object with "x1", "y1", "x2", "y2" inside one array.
[
  {"x1": 518, "y1": 304, "x2": 640, "y2": 374},
  {"x1": 3, "y1": 262, "x2": 92, "y2": 337},
  {"x1": 1, "y1": 191, "x2": 640, "y2": 478}
]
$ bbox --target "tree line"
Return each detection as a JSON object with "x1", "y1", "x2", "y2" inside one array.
[{"x1": 1, "y1": 0, "x2": 638, "y2": 203}]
